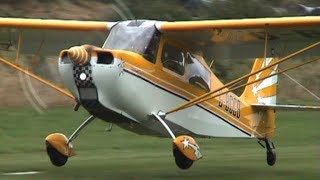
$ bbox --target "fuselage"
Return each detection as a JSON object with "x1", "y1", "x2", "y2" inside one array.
[{"x1": 58, "y1": 20, "x2": 275, "y2": 139}]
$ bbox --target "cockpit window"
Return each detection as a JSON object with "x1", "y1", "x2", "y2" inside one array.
[
  {"x1": 185, "y1": 53, "x2": 211, "y2": 92},
  {"x1": 143, "y1": 31, "x2": 160, "y2": 63},
  {"x1": 103, "y1": 21, "x2": 160, "y2": 63},
  {"x1": 161, "y1": 43, "x2": 185, "y2": 75}
]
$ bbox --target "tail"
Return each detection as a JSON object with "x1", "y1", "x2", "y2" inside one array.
[
  {"x1": 240, "y1": 57, "x2": 279, "y2": 104},
  {"x1": 241, "y1": 58, "x2": 279, "y2": 138}
]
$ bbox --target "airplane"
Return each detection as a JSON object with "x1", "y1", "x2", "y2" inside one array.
[{"x1": 0, "y1": 16, "x2": 320, "y2": 169}]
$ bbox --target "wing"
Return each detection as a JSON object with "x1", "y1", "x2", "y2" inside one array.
[
  {"x1": 156, "y1": 16, "x2": 320, "y2": 60},
  {"x1": 0, "y1": 17, "x2": 114, "y2": 99},
  {"x1": 0, "y1": 18, "x2": 114, "y2": 54}
]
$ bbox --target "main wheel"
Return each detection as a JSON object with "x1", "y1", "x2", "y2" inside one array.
[
  {"x1": 266, "y1": 149, "x2": 276, "y2": 166},
  {"x1": 173, "y1": 144, "x2": 193, "y2": 169},
  {"x1": 46, "y1": 141, "x2": 68, "y2": 167}
]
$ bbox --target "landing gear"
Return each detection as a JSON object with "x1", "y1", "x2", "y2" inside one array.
[
  {"x1": 45, "y1": 115, "x2": 95, "y2": 167},
  {"x1": 173, "y1": 144, "x2": 193, "y2": 169},
  {"x1": 46, "y1": 140, "x2": 68, "y2": 167},
  {"x1": 259, "y1": 139, "x2": 276, "y2": 166},
  {"x1": 265, "y1": 139, "x2": 276, "y2": 166},
  {"x1": 153, "y1": 112, "x2": 202, "y2": 170},
  {"x1": 267, "y1": 149, "x2": 276, "y2": 166}
]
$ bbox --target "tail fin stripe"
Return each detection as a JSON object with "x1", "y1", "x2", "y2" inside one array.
[
  {"x1": 253, "y1": 74, "x2": 278, "y2": 93},
  {"x1": 241, "y1": 57, "x2": 279, "y2": 105},
  {"x1": 254, "y1": 85, "x2": 277, "y2": 98},
  {"x1": 257, "y1": 95, "x2": 277, "y2": 104}
]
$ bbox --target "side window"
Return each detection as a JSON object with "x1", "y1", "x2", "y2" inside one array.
[
  {"x1": 143, "y1": 30, "x2": 160, "y2": 63},
  {"x1": 185, "y1": 53, "x2": 211, "y2": 92},
  {"x1": 161, "y1": 43, "x2": 185, "y2": 75}
]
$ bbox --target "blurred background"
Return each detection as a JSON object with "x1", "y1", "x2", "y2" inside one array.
[{"x1": 0, "y1": 0, "x2": 319, "y2": 20}]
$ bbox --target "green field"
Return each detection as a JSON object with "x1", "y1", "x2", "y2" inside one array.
[{"x1": 0, "y1": 107, "x2": 319, "y2": 179}]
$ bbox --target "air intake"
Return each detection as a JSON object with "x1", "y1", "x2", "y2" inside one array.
[{"x1": 97, "y1": 52, "x2": 114, "y2": 65}]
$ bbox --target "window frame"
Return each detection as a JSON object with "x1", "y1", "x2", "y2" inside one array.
[{"x1": 185, "y1": 53, "x2": 211, "y2": 92}]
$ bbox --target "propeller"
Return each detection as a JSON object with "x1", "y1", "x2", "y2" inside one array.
[{"x1": 67, "y1": 45, "x2": 92, "y2": 66}]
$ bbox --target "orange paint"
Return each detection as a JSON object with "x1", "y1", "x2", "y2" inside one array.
[
  {"x1": 45, "y1": 133, "x2": 75, "y2": 157},
  {"x1": 160, "y1": 16, "x2": 320, "y2": 31},
  {"x1": 173, "y1": 135, "x2": 202, "y2": 161},
  {"x1": 0, "y1": 17, "x2": 109, "y2": 31}
]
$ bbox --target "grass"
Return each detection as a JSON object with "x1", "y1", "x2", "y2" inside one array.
[{"x1": 0, "y1": 107, "x2": 319, "y2": 179}]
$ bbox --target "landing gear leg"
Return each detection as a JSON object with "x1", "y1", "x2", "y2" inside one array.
[
  {"x1": 45, "y1": 115, "x2": 96, "y2": 167},
  {"x1": 68, "y1": 115, "x2": 96, "y2": 143},
  {"x1": 264, "y1": 139, "x2": 276, "y2": 166}
]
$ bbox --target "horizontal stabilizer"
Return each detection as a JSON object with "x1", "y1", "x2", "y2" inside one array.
[{"x1": 252, "y1": 104, "x2": 320, "y2": 111}]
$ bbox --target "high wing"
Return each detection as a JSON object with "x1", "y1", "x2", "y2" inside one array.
[
  {"x1": 0, "y1": 18, "x2": 114, "y2": 55},
  {"x1": 156, "y1": 16, "x2": 320, "y2": 60}
]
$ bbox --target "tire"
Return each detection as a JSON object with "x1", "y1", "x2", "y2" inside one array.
[
  {"x1": 173, "y1": 144, "x2": 193, "y2": 169},
  {"x1": 46, "y1": 141, "x2": 68, "y2": 167},
  {"x1": 266, "y1": 149, "x2": 276, "y2": 166}
]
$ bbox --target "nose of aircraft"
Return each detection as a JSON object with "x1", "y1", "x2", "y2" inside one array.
[{"x1": 67, "y1": 45, "x2": 91, "y2": 66}]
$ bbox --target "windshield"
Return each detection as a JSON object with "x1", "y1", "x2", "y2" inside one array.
[{"x1": 103, "y1": 21, "x2": 160, "y2": 63}]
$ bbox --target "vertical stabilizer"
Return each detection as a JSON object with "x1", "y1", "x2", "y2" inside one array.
[
  {"x1": 241, "y1": 57, "x2": 279, "y2": 105},
  {"x1": 241, "y1": 57, "x2": 279, "y2": 139}
]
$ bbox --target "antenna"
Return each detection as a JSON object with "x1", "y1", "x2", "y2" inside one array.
[{"x1": 209, "y1": 59, "x2": 214, "y2": 68}]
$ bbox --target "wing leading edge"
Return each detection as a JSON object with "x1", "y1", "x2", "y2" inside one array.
[
  {"x1": 158, "y1": 16, "x2": 320, "y2": 31},
  {"x1": 0, "y1": 18, "x2": 115, "y2": 55},
  {"x1": 0, "y1": 17, "x2": 113, "y2": 31}
]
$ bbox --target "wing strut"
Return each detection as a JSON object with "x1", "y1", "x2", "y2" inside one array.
[
  {"x1": 264, "y1": 30, "x2": 268, "y2": 60},
  {"x1": 282, "y1": 72, "x2": 320, "y2": 102},
  {"x1": 0, "y1": 56, "x2": 75, "y2": 99},
  {"x1": 166, "y1": 41, "x2": 320, "y2": 115},
  {"x1": 15, "y1": 31, "x2": 22, "y2": 64}
]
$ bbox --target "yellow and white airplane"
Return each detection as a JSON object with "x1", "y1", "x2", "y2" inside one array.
[{"x1": 0, "y1": 16, "x2": 320, "y2": 169}]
